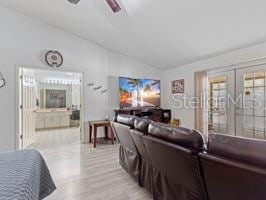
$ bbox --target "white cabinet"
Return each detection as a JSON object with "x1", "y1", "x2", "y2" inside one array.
[
  {"x1": 45, "y1": 117, "x2": 60, "y2": 128},
  {"x1": 36, "y1": 118, "x2": 45, "y2": 129},
  {"x1": 60, "y1": 116, "x2": 70, "y2": 127},
  {"x1": 35, "y1": 111, "x2": 71, "y2": 130},
  {"x1": 36, "y1": 113, "x2": 45, "y2": 118}
]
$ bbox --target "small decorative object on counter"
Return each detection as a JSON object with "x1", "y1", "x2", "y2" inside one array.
[{"x1": 169, "y1": 118, "x2": 181, "y2": 127}]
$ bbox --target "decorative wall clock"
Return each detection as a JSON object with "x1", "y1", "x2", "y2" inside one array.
[
  {"x1": 0, "y1": 72, "x2": 6, "y2": 88},
  {"x1": 45, "y1": 50, "x2": 63, "y2": 68}
]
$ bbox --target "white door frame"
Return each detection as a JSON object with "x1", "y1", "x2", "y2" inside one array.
[{"x1": 15, "y1": 66, "x2": 85, "y2": 150}]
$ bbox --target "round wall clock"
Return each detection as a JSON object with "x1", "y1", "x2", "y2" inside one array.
[
  {"x1": 45, "y1": 50, "x2": 63, "y2": 68},
  {"x1": 0, "y1": 72, "x2": 5, "y2": 88}
]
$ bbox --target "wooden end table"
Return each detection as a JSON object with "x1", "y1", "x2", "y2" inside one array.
[{"x1": 88, "y1": 120, "x2": 115, "y2": 148}]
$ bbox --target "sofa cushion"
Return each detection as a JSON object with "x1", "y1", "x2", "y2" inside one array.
[
  {"x1": 148, "y1": 122, "x2": 204, "y2": 152},
  {"x1": 134, "y1": 117, "x2": 151, "y2": 134},
  {"x1": 117, "y1": 114, "x2": 137, "y2": 128},
  {"x1": 119, "y1": 145, "x2": 139, "y2": 182},
  {"x1": 208, "y1": 134, "x2": 266, "y2": 168}
]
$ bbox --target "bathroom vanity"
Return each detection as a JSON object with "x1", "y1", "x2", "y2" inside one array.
[{"x1": 35, "y1": 109, "x2": 72, "y2": 130}]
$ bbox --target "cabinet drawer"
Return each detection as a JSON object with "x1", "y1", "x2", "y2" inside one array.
[
  {"x1": 45, "y1": 117, "x2": 60, "y2": 128},
  {"x1": 45, "y1": 112, "x2": 63, "y2": 118},
  {"x1": 36, "y1": 118, "x2": 45, "y2": 129},
  {"x1": 36, "y1": 113, "x2": 45, "y2": 119},
  {"x1": 45, "y1": 112, "x2": 71, "y2": 118},
  {"x1": 60, "y1": 116, "x2": 70, "y2": 127}
]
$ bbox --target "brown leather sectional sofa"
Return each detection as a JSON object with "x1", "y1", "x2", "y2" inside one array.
[{"x1": 111, "y1": 114, "x2": 266, "y2": 200}]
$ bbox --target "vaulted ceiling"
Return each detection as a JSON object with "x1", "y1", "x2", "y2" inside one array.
[{"x1": 1, "y1": 0, "x2": 266, "y2": 69}]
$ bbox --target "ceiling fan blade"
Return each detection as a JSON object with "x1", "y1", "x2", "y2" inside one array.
[
  {"x1": 93, "y1": 0, "x2": 131, "y2": 28},
  {"x1": 106, "y1": 0, "x2": 121, "y2": 13},
  {"x1": 67, "y1": 0, "x2": 80, "y2": 4},
  {"x1": 67, "y1": 0, "x2": 122, "y2": 14}
]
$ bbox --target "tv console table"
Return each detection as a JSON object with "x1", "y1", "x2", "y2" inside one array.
[{"x1": 114, "y1": 108, "x2": 171, "y2": 123}]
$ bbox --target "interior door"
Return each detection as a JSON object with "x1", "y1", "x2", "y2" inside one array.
[
  {"x1": 208, "y1": 70, "x2": 235, "y2": 136},
  {"x1": 236, "y1": 65, "x2": 266, "y2": 140},
  {"x1": 79, "y1": 77, "x2": 83, "y2": 143},
  {"x1": 21, "y1": 69, "x2": 36, "y2": 148}
]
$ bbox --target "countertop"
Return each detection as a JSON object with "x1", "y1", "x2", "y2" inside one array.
[{"x1": 35, "y1": 109, "x2": 72, "y2": 113}]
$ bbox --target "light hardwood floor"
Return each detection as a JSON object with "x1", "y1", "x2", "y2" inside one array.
[
  {"x1": 40, "y1": 143, "x2": 152, "y2": 200},
  {"x1": 30, "y1": 127, "x2": 80, "y2": 149}
]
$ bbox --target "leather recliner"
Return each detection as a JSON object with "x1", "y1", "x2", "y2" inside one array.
[
  {"x1": 199, "y1": 134, "x2": 266, "y2": 200},
  {"x1": 110, "y1": 115, "x2": 140, "y2": 183},
  {"x1": 130, "y1": 118, "x2": 154, "y2": 195},
  {"x1": 143, "y1": 122, "x2": 207, "y2": 200}
]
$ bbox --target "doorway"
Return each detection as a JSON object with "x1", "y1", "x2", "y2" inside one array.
[
  {"x1": 18, "y1": 68, "x2": 83, "y2": 149},
  {"x1": 208, "y1": 63, "x2": 266, "y2": 140}
]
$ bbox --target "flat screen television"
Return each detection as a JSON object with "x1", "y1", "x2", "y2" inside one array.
[
  {"x1": 46, "y1": 89, "x2": 66, "y2": 108},
  {"x1": 119, "y1": 77, "x2": 161, "y2": 108}
]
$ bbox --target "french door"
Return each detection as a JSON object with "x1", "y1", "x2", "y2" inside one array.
[
  {"x1": 20, "y1": 69, "x2": 36, "y2": 148},
  {"x1": 208, "y1": 64, "x2": 266, "y2": 140},
  {"x1": 236, "y1": 65, "x2": 266, "y2": 140},
  {"x1": 208, "y1": 70, "x2": 235, "y2": 136}
]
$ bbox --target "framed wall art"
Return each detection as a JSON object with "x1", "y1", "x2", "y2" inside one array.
[{"x1": 172, "y1": 79, "x2": 184, "y2": 94}]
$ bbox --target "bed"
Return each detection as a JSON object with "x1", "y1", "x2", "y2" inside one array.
[{"x1": 0, "y1": 149, "x2": 56, "y2": 200}]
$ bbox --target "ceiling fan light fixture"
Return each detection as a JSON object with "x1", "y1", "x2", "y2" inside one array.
[
  {"x1": 106, "y1": 0, "x2": 121, "y2": 13},
  {"x1": 67, "y1": 0, "x2": 80, "y2": 5}
]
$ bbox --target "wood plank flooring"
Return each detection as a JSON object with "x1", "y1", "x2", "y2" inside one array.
[
  {"x1": 40, "y1": 143, "x2": 152, "y2": 200},
  {"x1": 30, "y1": 127, "x2": 80, "y2": 149}
]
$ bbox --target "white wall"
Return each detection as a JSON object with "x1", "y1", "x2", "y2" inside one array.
[
  {"x1": 163, "y1": 42, "x2": 266, "y2": 130},
  {"x1": 0, "y1": 6, "x2": 162, "y2": 151}
]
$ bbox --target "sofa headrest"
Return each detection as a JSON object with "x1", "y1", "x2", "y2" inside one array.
[
  {"x1": 117, "y1": 114, "x2": 137, "y2": 128},
  {"x1": 208, "y1": 134, "x2": 266, "y2": 168},
  {"x1": 134, "y1": 117, "x2": 151, "y2": 134},
  {"x1": 148, "y1": 122, "x2": 204, "y2": 152}
]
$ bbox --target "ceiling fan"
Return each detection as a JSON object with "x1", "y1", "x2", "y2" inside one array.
[{"x1": 67, "y1": 0, "x2": 121, "y2": 13}]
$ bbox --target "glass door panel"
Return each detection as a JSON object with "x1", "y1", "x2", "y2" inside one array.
[
  {"x1": 236, "y1": 65, "x2": 266, "y2": 140},
  {"x1": 208, "y1": 77, "x2": 226, "y2": 134},
  {"x1": 208, "y1": 71, "x2": 235, "y2": 136}
]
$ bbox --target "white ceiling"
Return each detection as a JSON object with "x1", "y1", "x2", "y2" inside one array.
[{"x1": 1, "y1": 0, "x2": 266, "y2": 69}]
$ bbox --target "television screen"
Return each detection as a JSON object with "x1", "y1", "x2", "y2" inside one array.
[
  {"x1": 138, "y1": 79, "x2": 161, "y2": 107},
  {"x1": 119, "y1": 77, "x2": 160, "y2": 108}
]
